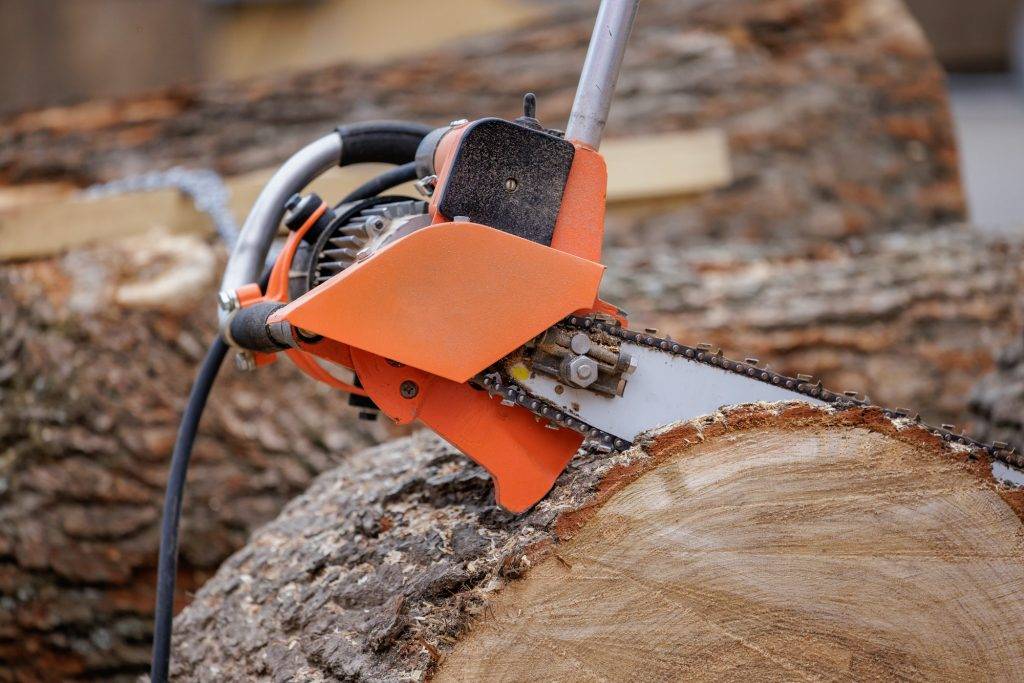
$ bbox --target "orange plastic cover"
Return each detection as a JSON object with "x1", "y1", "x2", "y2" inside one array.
[{"x1": 270, "y1": 221, "x2": 604, "y2": 382}]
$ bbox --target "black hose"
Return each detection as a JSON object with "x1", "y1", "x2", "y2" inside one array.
[
  {"x1": 340, "y1": 161, "x2": 418, "y2": 204},
  {"x1": 150, "y1": 269, "x2": 273, "y2": 682},
  {"x1": 335, "y1": 121, "x2": 434, "y2": 166},
  {"x1": 150, "y1": 123, "x2": 432, "y2": 680},
  {"x1": 150, "y1": 335, "x2": 228, "y2": 683}
]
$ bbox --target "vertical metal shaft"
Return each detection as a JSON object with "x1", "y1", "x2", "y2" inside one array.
[{"x1": 564, "y1": 0, "x2": 640, "y2": 150}]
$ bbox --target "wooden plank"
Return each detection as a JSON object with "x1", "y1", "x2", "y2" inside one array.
[
  {"x1": 604, "y1": 129, "x2": 731, "y2": 202},
  {"x1": 208, "y1": 0, "x2": 545, "y2": 80},
  {"x1": 0, "y1": 131, "x2": 731, "y2": 261}
]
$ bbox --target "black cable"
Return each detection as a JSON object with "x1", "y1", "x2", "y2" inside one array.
[
  {"x1": 149, "y1": 125, "x2": 429, "y2": 678},
  {"x1": 150, "y1": 335, "x2": 228, "y2": 683},
  {"x1": 150, "y1": 268, "x2": 272, "y2": 682},
  {"x1": 339, "y1": 161, "x2": 418, "y2": 204}
]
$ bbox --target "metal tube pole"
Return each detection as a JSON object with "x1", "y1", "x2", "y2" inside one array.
[{"x1": 564, "y1": 0, "x2": 640, "y2": 150}]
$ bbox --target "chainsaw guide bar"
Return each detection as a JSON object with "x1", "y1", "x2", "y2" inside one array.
[{"x1": 480, "y1": 314, "x2": 1024, "y2": 475}]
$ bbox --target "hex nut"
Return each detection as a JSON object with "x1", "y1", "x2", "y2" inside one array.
[
  {"x1": 234, "y1": 351, "x2": 256, "y2": 372},
  {"x1": 566, "y1": 355, "x2": 599, "y2": 388},
  {"x1": 217, "y1": 289, "x2": 240, "y2": 313}
]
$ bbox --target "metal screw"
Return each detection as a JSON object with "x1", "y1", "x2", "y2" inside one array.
[
  {"x1": 400, "y1": 380, "x2": 419, "y2": 399},
  {"x1": 234, "y1": 351, "x2": 256, "y2": 372},
  {"x1": 217, "y1": 289, "x2": 240, "y2": 313},
  {"x1": 505, "y1": 177, "x2": 518, "y2": 192},
  {"x1": 414, "y1": 174, "x2": 438, "y2": 198}
]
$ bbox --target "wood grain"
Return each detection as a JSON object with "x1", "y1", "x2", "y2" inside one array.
[{"x1": 440, "y1": 423, "x2": 1024, "y2": 680}]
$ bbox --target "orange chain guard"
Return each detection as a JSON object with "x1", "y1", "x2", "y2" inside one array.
[{"x1": 351, "y1": 349, "x2": 583, "y2": 512}]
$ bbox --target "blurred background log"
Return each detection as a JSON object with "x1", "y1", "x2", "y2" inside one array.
[
  {"x1": 970, "y1": 338, "x2": 1024, "y2": 452},
  {"x1": 602, "y1": 225, "x2": 1024, "y2": 428},
  {"x1": 0, "y1": 0, "x2": 962, "y2": 246},
  {"x1": 171, "y1": 404, "x2": 1024, "y2": 681},
  {"x1": 0, "y1": 235, "x2": 385, "y2": 680}
]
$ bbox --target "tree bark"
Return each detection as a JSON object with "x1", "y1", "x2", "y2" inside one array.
[
  {"x1": 0, "y1": 234, "x2": 386, "y2": 681},
  {"x1": 0, "y1": 0, "x2": 962, "y2": 245},
  {"x1": 2, "y1": 223, "x2": 1019, "y2": 680},
  {"x1": 602, "y1": 225, "x2": 1024, "y2": 428},
  {"x1": 172, "y1": 403, "x2": 1024, "y2": 681},
  {"x1": 970, "y1": 339, "x2": 1024, "y2": 454}
]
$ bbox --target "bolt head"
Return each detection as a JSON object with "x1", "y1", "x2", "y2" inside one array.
[
  {"x1": 234, "y1": 351, "x2": 256, "y2": 372},
  {"x1": 566, "y1": 356, "x2": 599, "y2": 388},
  {"x1": 569, "y1": 332, "x2": 591, "y2": 355},
  {"x1": 366, "y1": 216, "x2": 387, "y2": 234},
  {"x1": 400, "y1": 380, "x2": 419, "y2": 399},
  {"x1": 218, "y1": 289, "x2": 240, "y2": 313}
]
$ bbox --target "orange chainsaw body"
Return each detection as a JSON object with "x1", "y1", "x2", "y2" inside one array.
[
  {"x1": 237, "y1": 136, "x2": 613, "y2": 512},
  {"x1": 269, "y1": 221, "x2": 604, "y2": 383}
]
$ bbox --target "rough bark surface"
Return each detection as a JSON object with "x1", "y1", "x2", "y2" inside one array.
[
  {"x1": 970, "y1": 339, "x2": 1024, "y2": 454},
  {"x1": 0, "y1": 234, "x2": 387, "y2": 681},
  {"x1": 172, "y1": 403, "x2": 1024, "y2": 681},
  {"x1": 601, "y1": 225, "x2": 1024, "y2": 427},
  {"x1": 0, "y1": 0, "x2": 962, "y2": 245},
  {"x1": 2, "y1": 223, "x2": 1020, "y2": 680}
]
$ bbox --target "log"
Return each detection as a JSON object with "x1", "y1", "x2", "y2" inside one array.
[
  {"x1": 3, "y1": 223, "x2": 1020, "y2": 680},
  {"x1": 172, "y1": 403, "x2": 1024, "y2": 680},
  {"x1": 0, "y1": 0, "x2": 963, "y2": 245},
  {"x1": 601, "y1": 225, "x2": 1024, "y2": 427},
  {"x1": 0, "y1": 130, "x2": 732, "y2": 262},
  {"x1": 0, "y1": 234, "x2": 386, "y2": 680},
  {"x1": 970, "y1": 339, "x2": 1024, "y2": 454}
]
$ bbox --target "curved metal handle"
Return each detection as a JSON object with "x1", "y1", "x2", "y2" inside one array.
[{"x1": 219, "y1": 133, "x2": 343, "y2": 321}]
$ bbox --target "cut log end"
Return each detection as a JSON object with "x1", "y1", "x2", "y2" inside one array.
[{"x1": 173, "y1": 403, "x2": 1024, "y2": 681}]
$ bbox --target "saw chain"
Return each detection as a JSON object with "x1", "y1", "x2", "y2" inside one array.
[{"x1": 478, "y1": 314, "x2": 1024, "y2": 472}]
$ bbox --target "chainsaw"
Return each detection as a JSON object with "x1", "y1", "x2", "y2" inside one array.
[{"x1": 151, "y1": 0, "x2": 1022, "y2": 678}]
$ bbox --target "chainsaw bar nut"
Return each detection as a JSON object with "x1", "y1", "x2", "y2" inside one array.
[{"x1": 565, "y1": 355, "x2": 599, "y2": 388}]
